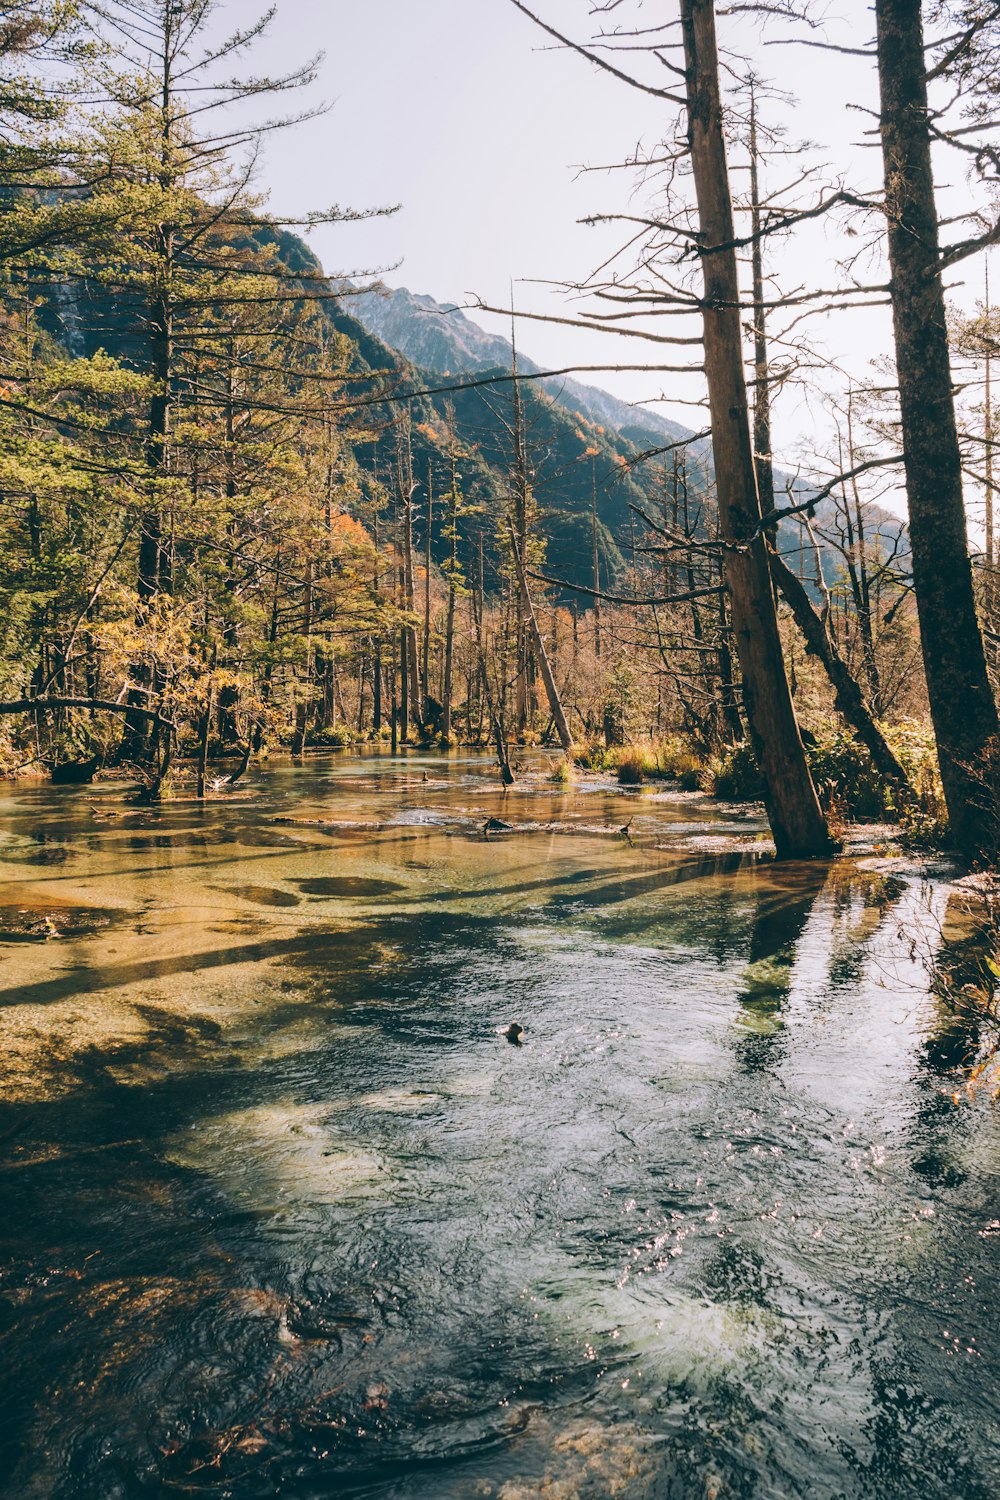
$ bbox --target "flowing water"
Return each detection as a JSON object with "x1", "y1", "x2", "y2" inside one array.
[{"x1": 0, "y1": 750, "x2": 998, "y2": 1500}]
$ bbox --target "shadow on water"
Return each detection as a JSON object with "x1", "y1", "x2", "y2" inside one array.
[{"x1": 0, "y1": 754, "x2": 999, "y2": 1498}]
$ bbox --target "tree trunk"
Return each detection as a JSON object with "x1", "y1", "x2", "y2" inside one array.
[
  {"x1": 985, "y1": 266, "x2": 994, "y2": 627},
  {"x1": 423, "y1": 465, "x2": 433, "y2": 705},
  {"x1": 748, "y1": 84, "x2": 776, "y2": 546},
  {"x1": 875, "y1": 0, "x2": 1000, "y2": 858},
  {"x1": 290, "y1": 561, "x2": 313, "y2": 757},
  {"x1": 390, "y1": 631, "x2": 399, "y2": 755},
  {"x1": 494, "y1": 715, "x2": 515, "y2": 786},
  {"x1": 507, "y1": 519, "x2": 573, "y2": 752},
  {"x1": 769, "y1": 547, "x2": 913, "y2": 798},
  {"x1": 591, "y1": 462, "x2": 602, "y2": 659},
  {"x1": 442, "y1": 478, "x2": 458, "y2": 744},
  {"x1": 401, "y1": 443, "x2": 421, "y2": 727},
  {"x1": 680, "y1": 0, "x2": 832, "y2": 859}
]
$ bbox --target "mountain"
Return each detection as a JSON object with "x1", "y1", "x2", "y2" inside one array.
[
  {"x1": 350, "y1": 284, "x2": 698, "y2": 455},
  {"x1": 40, "y1": 231, "x2": 906, "y2": 598},
  {"x1": 350, "y1": 283, "x2": 910, "y2": 587}
]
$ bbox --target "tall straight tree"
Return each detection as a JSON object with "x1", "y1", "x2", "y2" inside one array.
[
  {"x1": 507, "y1": 0, "x2": 832, "y2": 857},
  {"x1": 679, "y1": 0, "x2": 833, "y2": 858},
  {"x1": 875, "y1": 0, "x2": 1000, "y2": 858}
]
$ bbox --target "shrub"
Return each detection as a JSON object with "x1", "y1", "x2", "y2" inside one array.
[
  {"x1": 551, "y1": 756, "x2": 575, "y2": 785},
  {"x1": 886, "y1": 720, "x2": 946, "y2": 827},
  {"x1": 574, "y1": 740, "x2": 613, "y2": 774},
  {"x1": 307, "y1": 725, "x2": 357, "y2": 748},
  {"x1": 806, "y1": 726, "x2": 887, "y2": 820},
  {"x1": 704, "y1": 742, "x2": 766, "y2": 801},
  {"x1": 676, "y1": 761, "x2": 703, "y2": 792}
]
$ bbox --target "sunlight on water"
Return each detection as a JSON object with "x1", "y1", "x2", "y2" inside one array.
[{"x1": 0, "y1": 749, "x2": 998, "y2": 1499}]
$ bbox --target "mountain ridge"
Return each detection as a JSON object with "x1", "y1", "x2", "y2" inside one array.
[{"x1": 349, "y1": 284, "x2": 699, "y2": 456}]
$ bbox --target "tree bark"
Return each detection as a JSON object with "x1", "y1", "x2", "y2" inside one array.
[
  {"x1": 680, "y1": 0, "x2": 833, "y2": 859},
  {"x1": 875, "y1": 0, "x2": 1000, "y2": 858},
  {"x1": 748, "y1": 84, "x2": 776, "y2": 545}
]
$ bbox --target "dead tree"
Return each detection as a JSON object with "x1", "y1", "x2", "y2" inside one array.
[
  {"x1": 681, "y1": 0, "x2": 832, "y2": 857},
  {"x1": 507, "y1": 517, "x2": 573, "y2": 752},
  {"x1": 875, "y1": 0, "x2": 1000, "y2": 857}
]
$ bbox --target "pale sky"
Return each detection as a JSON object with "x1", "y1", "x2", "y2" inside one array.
[{"x1": 236, "y1": 0, "x2": 990, "y2": 506}]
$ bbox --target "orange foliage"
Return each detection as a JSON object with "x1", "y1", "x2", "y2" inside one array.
[{"x1": 329, "y1": 512, "x2": 371, "y2": 548}]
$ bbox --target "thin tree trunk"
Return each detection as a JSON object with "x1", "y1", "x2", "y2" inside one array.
[
  {"x1": 985, "y1": 264, "x2": 995, "y2": 629},
  {"x1": 748, "y1": 83, "x2": 776, "y2": 546},
  {"x1": 401, "y1": 433, "x2": 421, "y2": 726},
  {"x1": 196, "y1": 647, "x2": 215, "y2": 800},
  {"x1": 875, "y1": 0, "x2": 1000, "y2": 858},
  {"x1": 372, "y1": 510, "x2": 383, "y2": 735},
  {"x1": 474, "y1": 536, "x2": 487, "y2": 743},
  {"x1": 442, "y1": 472, "x2": 458, "y2": 744},
  {"x1": 591, "y1": 461, "x2": 602, "y2": 659},
  {"x1": 423, "y1": 463, "x2": 433, "y2": 704},
  {"x1": 290, "y1": 560, "x2": 313, "y2": 757},
  {"x1": 680, "y1": 0, "x2": 832, "y2": 859},
  {"x1": 511, "y1": 347, "x2": 533, "y2": 734},
  {"x1": 507, "y1": 519, "x2": 573, "y2": 752},
  {"x1": 494, "y1": 716, "x2": 515, "y2": 786},
  {"x1": 390, "y1": 631, "x2": 399, "y2": 755}
]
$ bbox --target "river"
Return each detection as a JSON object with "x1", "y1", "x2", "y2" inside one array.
[{"x1": 0, "y1": 749, "x2": 997, "y2": 1498}]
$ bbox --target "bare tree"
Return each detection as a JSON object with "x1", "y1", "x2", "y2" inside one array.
[{"x1": 875, "y1": 0, "x2": 1000, "y2": 857}]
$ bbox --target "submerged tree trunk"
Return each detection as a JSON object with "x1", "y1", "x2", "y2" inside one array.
[
  {"x1": 680, "y1": 0, "x2": 832, "y2": 859},
  {"x1": 875, "y1": 0, "x2": 1000, "y2": 858},
  {"x1": 494, "y1": 716, "x2": 515, "y2": 786}
]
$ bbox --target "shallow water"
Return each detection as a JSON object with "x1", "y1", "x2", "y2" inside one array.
[{"x1": 0, "y1": 749, "x2": 997, "y2": 1499}]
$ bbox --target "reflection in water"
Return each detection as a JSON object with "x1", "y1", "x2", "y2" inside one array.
[
  {"x1": 0, "y1": 750, "x2": 998, "y2": 1499},
  {"x1": 732, "y1": 865, "x2": 831, "y2": 1074}
]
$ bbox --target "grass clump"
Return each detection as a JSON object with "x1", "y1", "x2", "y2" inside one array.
[
  {"x1": 615, "y1": 748, "x2": 647, "y2": 785},
  {"x1": 574, "y1": 736, "x2": 706, "y2": 787}
]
